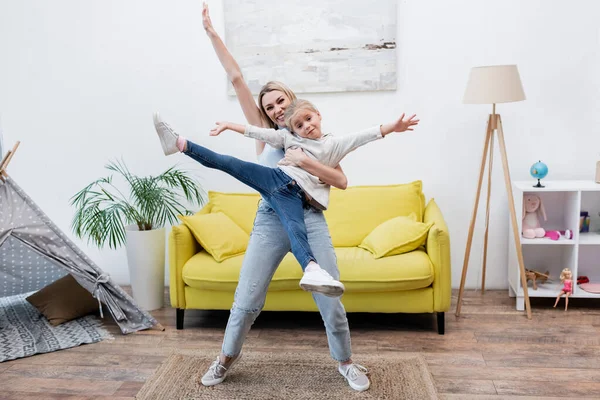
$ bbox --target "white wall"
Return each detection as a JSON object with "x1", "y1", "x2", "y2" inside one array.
[{"x1": 1, "y1": 0, "x2": 599, "y2": 289}]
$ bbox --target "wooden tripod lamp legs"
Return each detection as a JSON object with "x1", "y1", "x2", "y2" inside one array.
[
  {"x1": 455, "y1": 115, "x2": 532, "y2": 319},
  {"x1": 481, "y1": 131, "x2": 494, "y2": 293},
  {"x1": 496, "y1": 116, "x2": 532, "y2": 319}
]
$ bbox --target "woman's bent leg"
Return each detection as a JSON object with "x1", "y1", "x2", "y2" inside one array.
[{"x1": 221, "y1": 202, "x2": 290, "y2": 357}]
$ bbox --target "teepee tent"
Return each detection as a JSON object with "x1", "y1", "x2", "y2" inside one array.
[{"x1": 0, "y1": 143, "x2": 160, "y2": 334}]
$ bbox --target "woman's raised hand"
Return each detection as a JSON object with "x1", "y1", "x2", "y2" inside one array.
[{"x1": 202, "y1": 2, "x2": 215, "y2": 34}]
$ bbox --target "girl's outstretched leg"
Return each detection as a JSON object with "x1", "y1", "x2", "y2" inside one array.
[
  {"x1": 153, "y1": 112, "x2": 181, "y2": 155},
  {"x1": 153, "y1": 113, "x2": 284, "y2": 195}
]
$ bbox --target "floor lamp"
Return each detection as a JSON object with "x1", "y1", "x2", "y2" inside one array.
[{"x1": 455, "y1": 65, "x2": 532, "y2": 320}]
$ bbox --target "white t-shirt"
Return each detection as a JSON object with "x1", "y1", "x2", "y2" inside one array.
[{"x1": 257, "y1": 143, "x2": 285, "y2": 168}]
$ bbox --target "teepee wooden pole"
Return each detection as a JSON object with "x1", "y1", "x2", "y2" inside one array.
[{"x1": 0, "y1": 141, "x2": 20, "y2": 178}]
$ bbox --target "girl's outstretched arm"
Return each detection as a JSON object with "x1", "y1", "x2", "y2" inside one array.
[
  {"x1": 202, "y1": 2, "x2": 269, "y2": 156},
  {"x1": 210, "y1": 122, "x2": 285, "y2": 149}
]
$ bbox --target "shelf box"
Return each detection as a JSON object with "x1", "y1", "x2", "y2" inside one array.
[
  {"x1": 508, "y1": 181, "x2": 600, "y2": 310},
  {"x1": 576, "y1": 246, "x2": 600, "y2": 297},
  {"x1": 581, "y1": 191, "x2": 600, "y2": 237}
]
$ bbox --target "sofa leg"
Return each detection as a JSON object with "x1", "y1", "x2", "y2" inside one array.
[
  {"x1": 437, "y1": 312, "x2": 445, "y2": 335},
  {"x1": 176, "y1": 308, "x2": 185, "y2": 330}
]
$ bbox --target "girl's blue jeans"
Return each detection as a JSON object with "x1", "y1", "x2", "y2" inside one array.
[{"x1": 184, "y1": 140, "x2": 316, "y2": 269}]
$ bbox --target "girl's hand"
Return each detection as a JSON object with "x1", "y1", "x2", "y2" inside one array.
[
  {"x1": 278, "y1": 147, "x2": 307, "y2": 167},
  {"x1": 202, "y1": 2, "x2": 215, "y2": 34},
  {"x1": 392, "y1": 113, "x2": 419, "y2": 132},
  {"x1": 210, "y1": 122, "x2": 228, "y2": 136},
  {"x1": 380, "y1": 113, "x2": 420, "y2": 136}
]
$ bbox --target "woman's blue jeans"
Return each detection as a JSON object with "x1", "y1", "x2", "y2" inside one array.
[
  {"x1": 184, "y1": 140, "x2": 316, "y2": 270},
  {"x1": 221, "y1": 200, "x2": 352, "y2": 362}
]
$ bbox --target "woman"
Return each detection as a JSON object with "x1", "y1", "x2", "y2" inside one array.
[{"x1": 199, "y1": 3, "x2": 370, "y2": 392}]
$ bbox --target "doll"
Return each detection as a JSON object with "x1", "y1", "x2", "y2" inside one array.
[
  {"x1": 553, "y1": 268, "x2": 573, "y2": 311},
  {"x1": 522, "y1": 194, "x2": 547, "y2": 239}
]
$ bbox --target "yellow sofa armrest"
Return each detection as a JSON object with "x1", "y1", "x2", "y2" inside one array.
[
  {"x1": 424, "y1": 199, "x2": 451, "y2": 312},
  {"x1": 169, "y1": 224, "x2": 201, "y2": 308}
]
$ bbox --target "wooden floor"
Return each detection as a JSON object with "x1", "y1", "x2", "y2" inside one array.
[{"x1": 1, "y1": 289, "x2": 600, "y2": 399}]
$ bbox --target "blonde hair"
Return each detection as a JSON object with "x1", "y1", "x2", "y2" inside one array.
[
  {"x1": 258, "y1": 81, "x2": 297, "y2": 129},
  {"x1": 284, "y1": 99, "x2": 319, "y2": 133},
  {"x1": 560, "y1": 268, "x2": 572, "y2": 282}
]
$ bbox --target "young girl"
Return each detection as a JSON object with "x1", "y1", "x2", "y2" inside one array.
[{"x1": 153, "y1": 100, "x2": 418, "y2": 297}]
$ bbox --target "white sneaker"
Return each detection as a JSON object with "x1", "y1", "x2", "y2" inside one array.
[
  {"x1": 299, "y1": 268, "x2": 345, "y2": 297},
  {"x1": 200, "y1": 353, "x2": 242, "y2": 387},
  {"x1": 339, "y1": 363, "x2": 370, "y2": 392},
  {"x1": 153, "y1": 112, "x2": 180, "y2": 155}
]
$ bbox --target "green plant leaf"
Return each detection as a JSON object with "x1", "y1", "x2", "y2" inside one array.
[{"x1": 70, "y1": 159, "x2": 206, "y2": 249}]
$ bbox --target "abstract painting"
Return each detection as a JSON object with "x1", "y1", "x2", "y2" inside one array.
[{"x1": 223, "y1": 0, "x2": 397, "y2": 94}]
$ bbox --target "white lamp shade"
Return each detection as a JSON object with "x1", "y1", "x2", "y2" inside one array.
[{"x1": 463, "y1": 65, "x2": 526, "y2": 104}]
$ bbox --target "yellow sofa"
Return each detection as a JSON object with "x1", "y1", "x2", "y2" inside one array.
[{"x1": 169, "y1": 181, "x2": 451, "y2": 334}]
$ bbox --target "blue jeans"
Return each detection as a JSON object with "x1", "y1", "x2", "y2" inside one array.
[
  {"x1": 222, "y1": 201, "x2": 352, "y2": 362},
  {"x1": 185, "y1": 140, "x2": 316, "y2": 270}
]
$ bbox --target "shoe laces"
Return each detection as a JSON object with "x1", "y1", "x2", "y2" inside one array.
[
  {"x1": 158, "y1": 121, "x2": 177, "y2": 137},
  {"x1": 207, "y1": 357, "x2": 228, "y2": 378},
  {"x1": 343, "y1": 363, "x2": 368, "y2": 381}
]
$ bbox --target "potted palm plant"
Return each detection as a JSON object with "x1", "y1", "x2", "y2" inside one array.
[{"x1": 70, "y1": 159, "x2": 205, "y2": 310}]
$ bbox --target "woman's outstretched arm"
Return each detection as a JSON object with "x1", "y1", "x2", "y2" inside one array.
[
  {"x1": 202, "y1": 2, "x2": 268, "y2": 155},
  {"x1": 303, "y1": 162, "x2": 348, "y2": 190},
  {"x1": 279, "y1": 148, "x2": 348, "y2": 189}
]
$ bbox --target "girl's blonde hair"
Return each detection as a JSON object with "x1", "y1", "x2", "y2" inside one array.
[
  {"x1": 258, "y1": 81, "x2": 297, "y2": 129},
  {"x1": 284, "y1": 99, "x2": 319, "y2": 133},
  {"x1": 560, "y1": 268, "x2": 572, "y2": 282}
]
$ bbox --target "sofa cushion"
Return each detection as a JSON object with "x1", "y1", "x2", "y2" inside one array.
[
  {"x1": 179, "y1": 212, "x2": 249, "y2": 262},
  {"x1": 359, "y1": 215, "x2": 433, "y2": 258},
  {"x1": 182, "y1": 247, "x2": 433, "y2": 293},
  {"x1": 335, "y1": 247, "x2": 433, "y2": 291},
  {"x1": 324, "y1": 181, "x2": 425, "y2": 247},
  {"x1": 208, "y1": 191, "x2": 261, "y2": 234}
]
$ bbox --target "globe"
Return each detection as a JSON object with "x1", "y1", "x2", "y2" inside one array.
[{"x1": 530, "y1": 160, "x2": 548, "y2": 188}]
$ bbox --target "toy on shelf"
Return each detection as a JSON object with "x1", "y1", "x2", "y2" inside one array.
[
  {"x1": 525, "y1": 269, "x2": 550, "y2": 290},
  {"x1": 577, "y1": 276, "x2": 589, "y2": 285},
  {"x1": 530, "y1": 160, "x2": 548, "y2": 188},
  {"x1": 580, "y1": 211, "x2": 590, "y2": 233},
  {"x1": 554, "y1": 268, "x2": 573, "y2": 311},
  {"x1": 522, "y1": 194, "x2": 547, "y2": 239},
  {"x1": 544, "y1": 229, "x2": 573, "y2": 241}
]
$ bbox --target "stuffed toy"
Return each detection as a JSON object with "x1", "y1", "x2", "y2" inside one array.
[{"x1": 522, "y1": 194, "x2": 546, "y2": 239}]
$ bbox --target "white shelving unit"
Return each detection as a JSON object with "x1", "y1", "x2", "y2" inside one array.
[{"x1": 508, "y1": 180, "x2": 600, "y2": 310}]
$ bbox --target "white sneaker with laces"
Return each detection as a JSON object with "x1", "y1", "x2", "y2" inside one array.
[
  {"x1": 200, "y1": 353, "x2": 243, "y2": 387},
  {"x1": 339, "y1": 363, "x2": 370, "y2": 392},
  {"x1": 299, "y1": 267, "x2": 345, "y2": 297},
  {"x1": 153, "y1": 112, "x2": 180, "y2": 155}
]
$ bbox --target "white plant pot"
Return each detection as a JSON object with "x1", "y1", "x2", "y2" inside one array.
[{"x1": 125, "y1": 225, "x2": 165, "y2": 311}]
